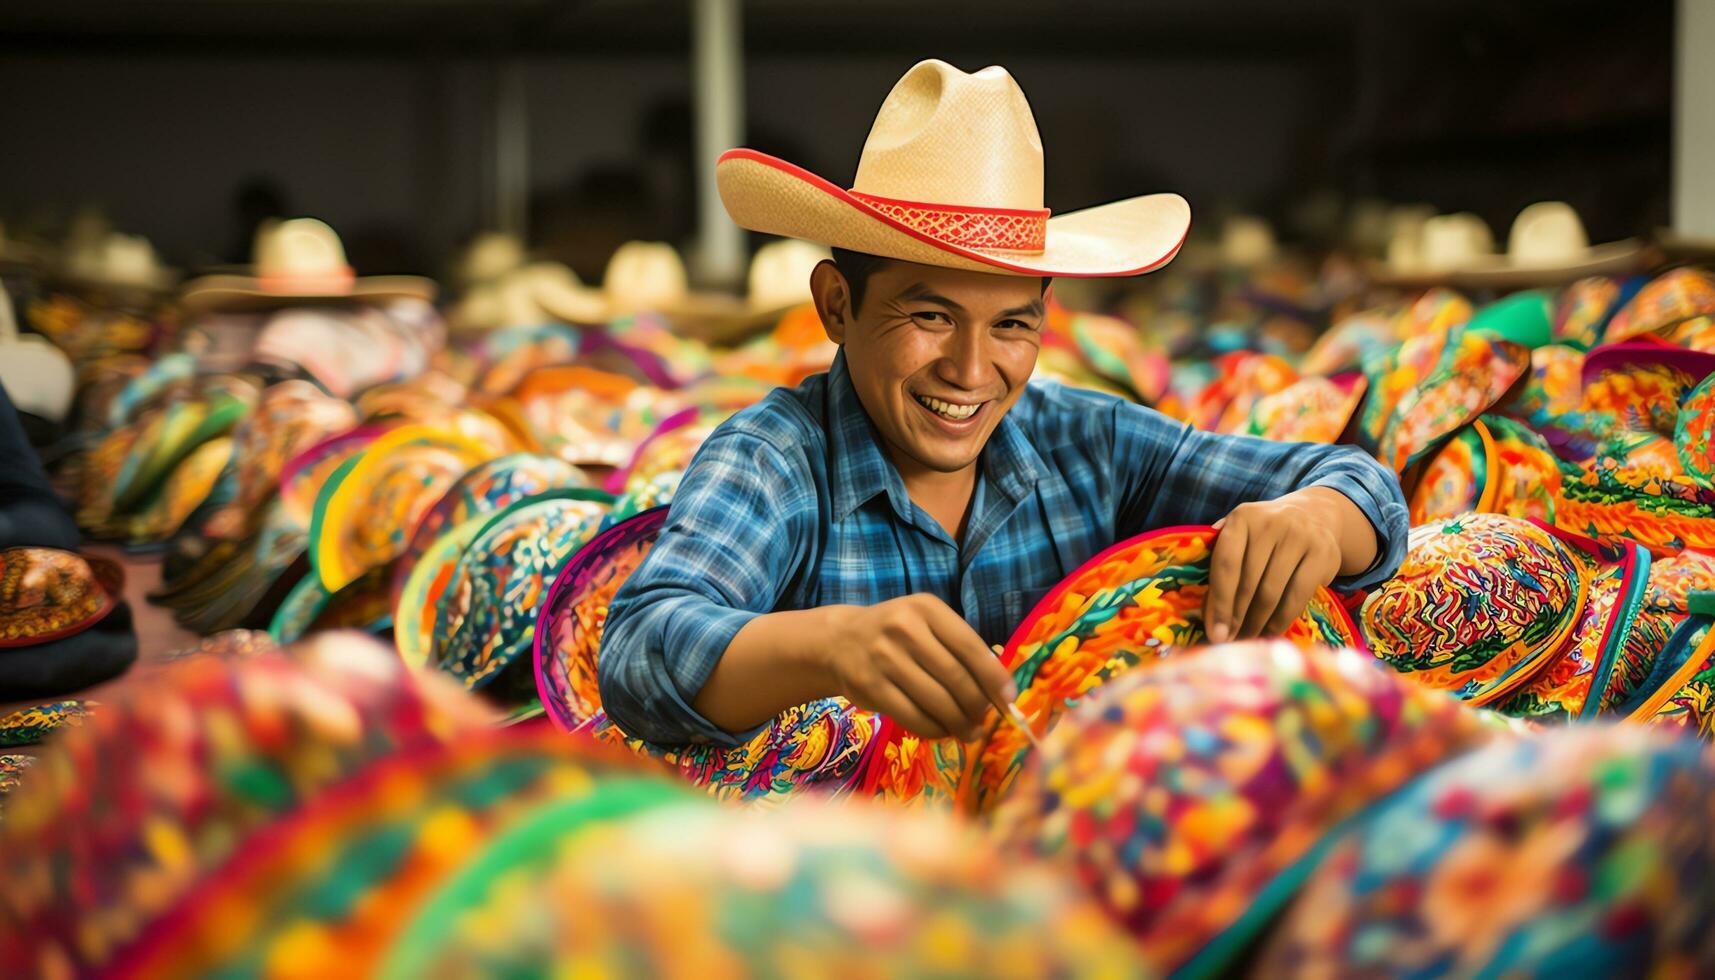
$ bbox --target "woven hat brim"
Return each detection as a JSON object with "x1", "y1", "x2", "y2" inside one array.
[
  {"x1": 715, "y1": 149, "x2": 1189, "y2": 278},
  {"x1": 1449, "y1": 240, "x2": 1652, "y2": 288},
  {"x1": 1369, "y1": 241, "x2": 1649, "y2": 290},
  {"x1": 178, "y1": 274, "x2": 437, "y2": 316}
]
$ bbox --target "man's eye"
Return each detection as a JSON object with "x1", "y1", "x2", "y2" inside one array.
[
  {"x1": 997, "y1": 319, "x2": 1038, "y2": 332},
  {"x1": 911, "y1": 311, "x2": 951, "y2": 324}
]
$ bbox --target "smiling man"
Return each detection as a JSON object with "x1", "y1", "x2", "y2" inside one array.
[{"x1": 599, "y1": 59, "x2": 1408, "y2": 747}]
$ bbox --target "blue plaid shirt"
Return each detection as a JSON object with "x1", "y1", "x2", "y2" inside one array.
[{"x1": 600, "y1": 351, "x2": 1408, "y2": 746}]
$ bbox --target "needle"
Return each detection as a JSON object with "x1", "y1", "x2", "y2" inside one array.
[{"x1": 1002, "y1": 700, "x2": 1045, "y2": 752}]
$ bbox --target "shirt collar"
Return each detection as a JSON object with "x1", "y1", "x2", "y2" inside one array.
[
  {"x1": 827, "y1": 350, "x2": 913, "y2": 523},
  {"x1": 825, "y1": 350, "x2": 1045, "y2": 524}
]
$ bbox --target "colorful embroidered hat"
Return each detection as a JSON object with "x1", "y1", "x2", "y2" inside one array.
[
  {"x1": 1245, "y1": 373, "x2": 1366, "y2": 444},
  {"x1": 1378, "y1": 332, "x2": 1529, "y2": 475},
  {"x1": 583, "y1": 697, "x2": 888, "y2": 804},
  {"x1": 0, "y1": 547, "x2": 124, "y2": 648},
  {"x1": 1491, "y1": 529, "x2": 1660, "y2": 723},
  {"x1": 310, "y1": 425, "x2": 496, "y2": 592},
  {"x1": 434, "y1": 490, "x2": 613, "y2": 701},
  {"x1": 0, "y1": 633, "x2": 493, "y2": 975},
  {"x1": 990, "y1": 641, "x2": 1491, "y2": 976},
  {"x1": 1299, "y1": 309, "x2": 1399, "y2": 377},
  {"x1": 1466, "y1": 289, "x2": 1554, "y2": 349},
  {"x1": 268, "y1": 565, "x2": 394, "y2": 644},
  {"x1": 382, "y1": 795, "x2": 1143, "y2": 979},
  {"x1": 1409, "y1": 414, "x2": 1562, "y2": 525},
  {"x1": 716, "y1": 59, "x2": 1189, "y2": 278},
  {"x1": 0, "y1": 700, "x2": 93, "y2": 748},
  {"x1": 116, "y1": 727, "x2": 664, "y2": 980},
  {"x1": 1496, "y1": 342, "x2": 1584, "y2": 431},
  {"x1": 964, "y1": 525, "x2": 1364, "y2": 814},
  {"x1": 394, "y1": 513, "x2": 490, "y2": 670},
  {"x1": 1580, "y1": 340, "x2": 1715, "y2": 438},
  {"x1": 1603, "y1": 266, "x2": 1715, "y2": 344},
  {"x1": 156, "y1": 499, "x2": 309, "y2": 635},
  {"x1": 607, "y1": 410, "x2": 717, "y2": 495},
  {"x1": 1644, "y1": 549, "x2": 1715, "y2": 617},
  {"x1": 278, "y1": 424, "x2": 386, "y2": 531},
  {"x1": 1624, "y1": 599, "x2": 1715, "y2": 736},
  {"x1": 1253, "y1": 724, "x2": 1715, "y2": 976},
  {"x1": 109, "y1": 389, "x2": 251, "y2": 518},
  {"x1": 202, "y1": 380, "x2": 358, "y2": 541},
  {"x1": 1360, "y1": 514, "x2": 1588, "y2": 705},
  {"x1": 1553, "y1": 275, "x2": 1643, "y2": 348},
  {"x1": 390, "y1": 452, "x2": 587, "y2": 610},
  {"x1": 535, "y1": 507, "x2": 667, "y2": 733},
  {"x1": 1066, "y1": 312, "x2": 1170, "y2": 403},
  {"x1": 1676, "y1": 369, "x2": 1715, "y2": 488}
]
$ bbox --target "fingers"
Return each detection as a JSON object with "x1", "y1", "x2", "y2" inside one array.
[
  {"x1": 1204, "y1": 518, "x2": 1248, "y2": 643},
  {"x1": 881, "y1": 649, "x2": 982, "y2": 741},
  {"x1": 920, "y1": 599, "x2": 1018, "y2": 707},
  {"x1": 1239, "y1": 536, "x2": 1308, "y2": 638},
  {"x1": 860, "y1": 680, "x2": 954, "y2": 740},
  {"x1": 1217, "y1": 520, "x2": 1286, "y2": 641}
]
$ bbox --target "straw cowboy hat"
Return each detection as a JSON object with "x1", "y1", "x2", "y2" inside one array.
[
  {"x1": 179, "y1": 218, "x2": 435, "y2": 315},
  {"x1": 55, "y1": 232, "x2": 178, "y2": 294},
  {"x1": 533, "y1": 239, "x2": 825, "y2": 343},
  {"x1": 714, "y1": 59, "x2": 1191, "y2": 278},
  {"x1": 1371, "y1": 212, "x2": 1496, "y2": 286},
  {"x1": 0, "y1": 282, "x2": 75, "y2": 424},
  {"x1": 453, "y1": 231, "x2": 528, "y2": 289},
  {"x1": 1454, "y1": 201, "x2": 1648, "y2": 288}
]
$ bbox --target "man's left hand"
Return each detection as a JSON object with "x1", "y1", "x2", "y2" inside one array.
[{"x1": 1203, "y1": 487, "x2": 1376, "y2": 643}]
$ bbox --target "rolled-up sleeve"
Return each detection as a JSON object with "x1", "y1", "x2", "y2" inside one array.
[
  {"x1": 1110, "y1": 401, "x2": 1409, "y2": 590},
  {"x1": 598, "y1": 431, "x2": 816, "y2": 747}
]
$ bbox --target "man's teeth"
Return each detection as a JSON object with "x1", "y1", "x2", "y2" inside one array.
[{"x1": 915, "y1": 394, "x2": 981, "y2": 420}]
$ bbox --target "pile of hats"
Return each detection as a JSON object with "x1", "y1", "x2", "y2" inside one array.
[{"x1": 0, "y1": 631, "x2": 1146, "y2": 978}]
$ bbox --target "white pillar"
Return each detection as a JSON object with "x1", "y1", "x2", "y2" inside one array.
[
  {"x1": 1676, "y1": 0, "x2": 1715, "y2": 236},
  {"x1": 691, "y1": 0, "x2": 745, "y2": 287},
  {"x1": 494, "y1": 59, "x2": 529, "y2": 241}
]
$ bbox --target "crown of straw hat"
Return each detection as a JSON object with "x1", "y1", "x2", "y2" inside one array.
[
  {"x1": 63, "y1": 232, "x2": 175, "y2": 290},
  {"x1": 715, "y1": 59, "x2": 1190, "y2": 278},
  {"x1": 746, "y1": 239, "x2": 826, "y2": 310},
  {"x1": 1419, "y1": 212, "x2": 1496, "y2": 272},
  {"x1": 1219, "y1": 215, "x2": 1277, "y2": 269},
  {"x1": 602, "y1": 241, "x2": 688, "y2": 315},
  {"x1": 1507, "y1": 201, "x2": 1591, "y2": 264},
  {"x1": 457, "y1": 231, "x2": 528, "y2": 287}
]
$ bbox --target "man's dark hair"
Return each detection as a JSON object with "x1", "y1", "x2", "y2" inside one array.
[
  {"x1": 829, "y1": 246, "x2": 892, "y2": 314},
  {"x1": 829, "y1": 246, "x2": 1049, "y2": 316}
]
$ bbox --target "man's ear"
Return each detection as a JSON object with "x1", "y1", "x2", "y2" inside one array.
[{"x1": 810, "y1": 259, "x2": 853, "y2": 345}]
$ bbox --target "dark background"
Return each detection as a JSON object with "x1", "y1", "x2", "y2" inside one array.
[{"x1": 0, "y1": 0, "x2": 1674, "y2": 280}]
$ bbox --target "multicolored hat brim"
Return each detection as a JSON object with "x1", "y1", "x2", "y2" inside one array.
[{"x1": 533, "y1": 507, "x2": 668, "y2": 734}]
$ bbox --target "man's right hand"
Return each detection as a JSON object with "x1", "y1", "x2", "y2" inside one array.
[{"x1": 820, "y1": 594, "x2": 1018, "y2": 742}]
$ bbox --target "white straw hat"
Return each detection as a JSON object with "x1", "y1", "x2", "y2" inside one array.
[
  {"x1": 714, "y1": 59, "x2": 1189, "y2": 278},
  {"x1": 179, "y1": 218, "x2": 435, "y2": 315},
  {"x1": 0, "y1": 282, "x2": 75, "y2": 422},
  {"x1": 1454, "y1": 201, "x2": 1646, "y2": 286}
]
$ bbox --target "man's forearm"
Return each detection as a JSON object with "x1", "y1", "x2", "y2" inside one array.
[{"x1": 690, "y1": 607, "x2": 841, "y2": 734}]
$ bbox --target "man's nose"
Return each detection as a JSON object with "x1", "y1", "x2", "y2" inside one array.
[{"x1": 937, "y1": 326, "x2": 995, "y2": 391}]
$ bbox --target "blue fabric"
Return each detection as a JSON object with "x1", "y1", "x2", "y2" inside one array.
[{"x1": 599, "y1": 351, "x2": 1408, "y2": 746}]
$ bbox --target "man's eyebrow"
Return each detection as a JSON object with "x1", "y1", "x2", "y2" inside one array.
[
  {"x1": 895, "y1": 283, "x2": 968, "y2": 315},
  {"x1": 998, "y1": 298, "x2": 1046, "y2": 319}
]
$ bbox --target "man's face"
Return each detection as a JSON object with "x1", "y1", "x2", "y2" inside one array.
[{"x1": 811, "y1": 258, "x2": 1045, "y2": 476}]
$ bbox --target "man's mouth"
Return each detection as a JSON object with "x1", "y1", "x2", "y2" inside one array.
[{"x1": 913, "y1": 392, "x2": 984, "y2": 422}]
